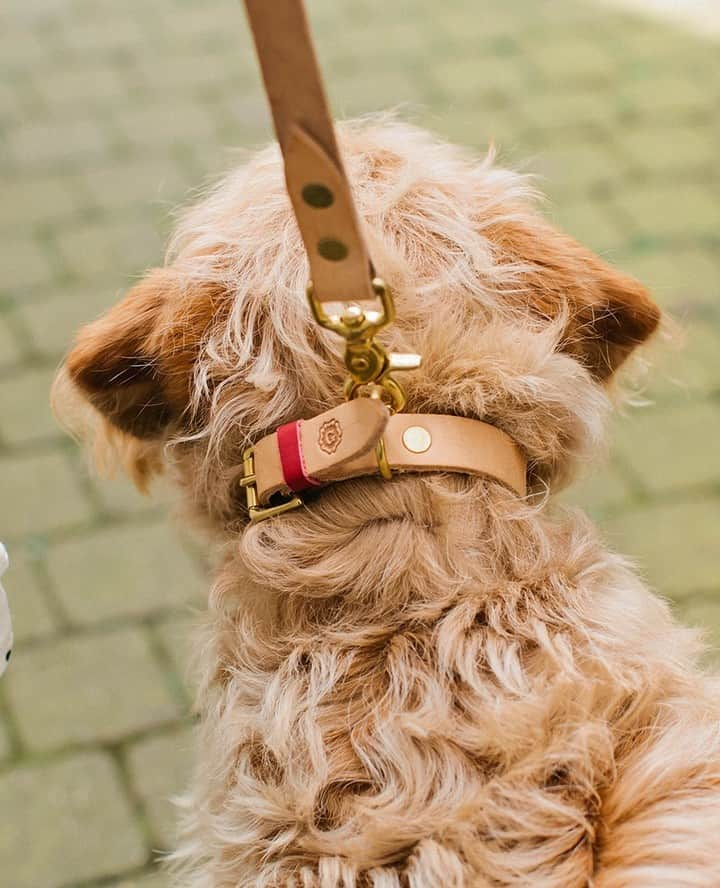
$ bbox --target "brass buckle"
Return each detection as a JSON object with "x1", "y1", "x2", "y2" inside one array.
[
  {"x1": 306, "y1": 277, "x2": 421, "y2": 414},
  {"x1": 240, "y1": 447, "x2": 303, "y2": 523}
]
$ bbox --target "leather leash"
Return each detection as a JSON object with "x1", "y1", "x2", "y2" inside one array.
[
  {"x1": 243, "y1": 0, "x2": 420, "y2": 415},
  {"x1": 243, "y1": 0, "x2": 375, "y2": 307},
  {"x1": 239, "y1": 1, "x2": 528, "y2": 521}
]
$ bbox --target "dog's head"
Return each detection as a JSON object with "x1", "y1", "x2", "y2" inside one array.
[{"x1": 57, "y1": 121, "x2": 659, "y2": 523}]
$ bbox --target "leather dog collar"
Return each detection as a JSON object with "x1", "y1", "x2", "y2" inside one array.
[{"x1": 241, "y1": 399, "x2": 527, "y2": 521}]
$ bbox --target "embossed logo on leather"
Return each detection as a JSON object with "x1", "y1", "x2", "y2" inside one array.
[{"x1": 318, "y1": 418, "x2": 342, "y2": 454}]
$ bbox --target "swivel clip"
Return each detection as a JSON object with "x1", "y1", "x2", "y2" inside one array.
[{"x1": 306, "y1": 277, "x2": 421, "y2": 413}]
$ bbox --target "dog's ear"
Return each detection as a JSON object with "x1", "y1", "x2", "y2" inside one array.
[
  {"x1": 66, "y1": 268, "x2": 222, "y2": 438},
  {"x1": 493, "y1": 215, "x2": 661, "y2": 380}
]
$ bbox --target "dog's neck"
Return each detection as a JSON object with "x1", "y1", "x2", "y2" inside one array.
[{"x1": 223, "y1": 473, "x2": 548, "y2": 644}]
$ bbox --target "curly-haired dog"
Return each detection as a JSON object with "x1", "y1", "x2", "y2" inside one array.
[{"x1": 56, "y1": 120, "x2": 720, "y2": 887}]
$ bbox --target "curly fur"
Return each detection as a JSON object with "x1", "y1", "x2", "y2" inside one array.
[{"x1": 55, "y1": 120, "x2": 720, "y2": 887}]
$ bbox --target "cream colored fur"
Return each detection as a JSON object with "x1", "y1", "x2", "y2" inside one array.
[{"x1": 57, "y1": 121, "x2": 720, "y2": 887}]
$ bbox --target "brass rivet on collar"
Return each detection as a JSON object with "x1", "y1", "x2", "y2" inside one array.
[
  {"x1": 302, "y1": 183, "x2": 334, "y2": 208},
  {"x1": 318, "y1": 238, "x2": 348, "y2": 261},
  {"x1": 402, "y1": 425, "x2": 432, "y2": 453}
]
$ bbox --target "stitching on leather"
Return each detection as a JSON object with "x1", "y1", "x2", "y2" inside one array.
[{"x1": 297, "y1": 420, "x2": 321, "y2": 486}]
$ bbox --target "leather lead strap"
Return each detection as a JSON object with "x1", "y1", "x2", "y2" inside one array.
[{"x1": 243, "y1": 0, "x2": 376, "y2": 305}]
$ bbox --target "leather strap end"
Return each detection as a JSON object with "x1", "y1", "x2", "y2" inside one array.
[
  {"x1": 299, "y1": 397, "x2": 389, "y2": 481},
  {"x1": 243, "y1": 0, "x2": 376, "y2": 307},
  {"x1": 285, "y1": 125, "x2": 376, "y2": 305},
  {"x1": 253, "y1": 398, "x2": 389, "y2": 504}
]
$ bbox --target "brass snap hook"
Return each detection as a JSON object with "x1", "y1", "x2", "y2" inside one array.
[{"x1": 306, "y1": 277, "x2": 421, "y2": 414}]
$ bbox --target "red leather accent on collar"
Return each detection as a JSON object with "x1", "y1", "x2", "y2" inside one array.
[{"x1": 276, "y1": 421, "x2": 320, "y2": 493}]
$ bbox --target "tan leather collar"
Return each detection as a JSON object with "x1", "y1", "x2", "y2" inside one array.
[{"x1": 247, "y1": 399, "x2": 527, "y2": 512}]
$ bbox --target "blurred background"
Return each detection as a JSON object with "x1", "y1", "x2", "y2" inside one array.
[{"x1": 0, "y1": 0, "x2": 718, "y2": 884}]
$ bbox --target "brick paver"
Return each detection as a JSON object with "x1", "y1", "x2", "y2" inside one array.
[
  {"x1": 0, "y1": 0, "x2": 718, "y2": 884},
  {"x1": 7, "y1": 627, "x2": 183, "y2": 751},
  {"x1": 612, "y1": 401, "x2": 720, "y2": 495},
  {"x1": 2, "y1": 451, "x2": 95, "y2": 539},
  {"x1": 46, "y1": 522, "x2": 205, "y2": 625},
  {"x1": 127, "y1": 724, "x2": 196, "y2": 849},
  {"x1": 605, "y1": 500, "x2": 720, "y2": 596},
  {"x1": 0, "y1": 752, "x2": 147, "y2": 887}
]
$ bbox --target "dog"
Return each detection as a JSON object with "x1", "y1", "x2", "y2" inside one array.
[{"x1": 55, "y1": 120, "x2": 720, "y2": 887}]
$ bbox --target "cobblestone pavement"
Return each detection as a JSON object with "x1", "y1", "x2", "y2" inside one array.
[{"x1": 0, "y1": 0, "x2": 718, "y2": 884}]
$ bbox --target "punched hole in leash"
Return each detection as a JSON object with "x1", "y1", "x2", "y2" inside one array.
[
  {"x1": 317, "y1": 237, "x2": 348, "y2": 261},
  {"x1": 302, "y1": 183, "x2": 334, "y2": 207}
]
